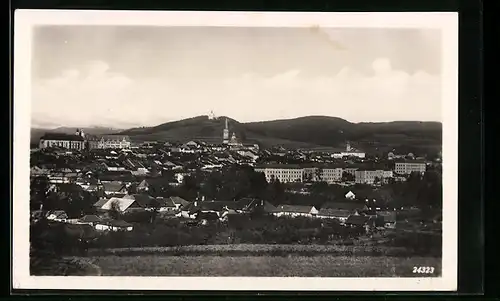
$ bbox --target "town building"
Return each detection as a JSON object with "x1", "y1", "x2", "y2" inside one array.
[
  {"x1": 254, "y1": 164, "x2": 304, "y2": 183},
  {"x1": 95, "y1": 135, "x2": 131, "y2": 149},
  {"x1": 221, "y1": 118, "x2": 243, "y2": 147},
  {"x1": 355, "y1": 169, "x2": 391, "y2": 185},
  {"x1": 394, "y1": 160, "x2": 427, "y2": 175},
  {"x1": 39, "y1": 131, "x2": 86, "y2": 150},
  {"x1": 333, "y1": 142, "x2": 366, "y2": 159},
  {"x1": 273, "y1": 205, "x2": 319, "y2": 218},
  {"x1": 320, "y1": 167, "x2": 343, "y2": 183}
]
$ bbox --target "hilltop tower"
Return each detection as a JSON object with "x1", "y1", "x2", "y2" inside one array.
[
  {"x1": 222, "y1": 118, "x2": 229, "y2": 144},
  {"x1": 208, "y1": 110, "x2": 216, "y2": 120}
]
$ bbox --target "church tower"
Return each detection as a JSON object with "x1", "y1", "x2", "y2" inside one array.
[{"x1": 222, "y1": 118, "x2": 229, "y2": 144}]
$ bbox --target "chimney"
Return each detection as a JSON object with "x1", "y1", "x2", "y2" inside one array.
[{"x1": 194, "y1": 201, "x2": 198, "y2": 207}]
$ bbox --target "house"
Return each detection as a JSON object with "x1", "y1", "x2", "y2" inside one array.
[
  {"x1": 177, "y1": 200, "x2": 230, "y2": 219},
  {"x1": 377, "y1": 211, "x2": 397, "y2": 228},
  {"x1": 316, "y1": 208, "x2": 351, "y2": 223},
  {"x1": 45, "y1": 210, "x2": 68, "y2": 222},
  {"x1": 136, "y1": 179, "x2": 150, "y2": 192},
  {"x1": 259, "y1": 200, "x2": 279, "y2": 215},
  {"x1": 165, "y1": 196, "x2": 190, "y2": 210},
  {"x1": 152, "y1": 197, "x2": 179, "y2": 212},
  {"x1": 106, "y1": 219, "x2": 134, "y2": 231},
  {"x1": 345, "y1": 191, "x2": 356, "y2": 200},
  {"x1": 273, "y1": 205, "x2": 319, "y2": 218},
  {"x1": 30, "y1": 166, "x2": 49, "y2": 176},
  {"x1": 102, "y1": 162, "x2": 127, "y2": 172},
  {"x1": 99, "y1": 196, "x2": 143, "y2": 213},
  {"x1": 78, "y1": 214, "x2": 103, "y2": 226},
  {"x1": 196, "y1": 211, "x2": 221, "y2": 225},
  {"x1": 125, "y1": 194, "x2": 162, "y2": 211},
  {"x1": 321, "y1": 201, "x2": 368, "y2": 213},
  {"x1": 93, "y1": 197, "x2": 109, "y2": 209},
  {"x1": 79, "y1": 215, "x2": 134, "y2": 231},
  {"x1": 183, "y1": 141, "x2": 201, "y2": 148},
  {"x1": 84, "y1": 184, "x2": 100, "y2": 192},
  {"x1": 99, "y1": 181, "x2": 128, "y2": 197},
  {"x1": 345, "y1": 215, "x2": 371, "y2": 228},
  {"x1": 30, "y1": 210, "x2": 46, "y2": 222}
]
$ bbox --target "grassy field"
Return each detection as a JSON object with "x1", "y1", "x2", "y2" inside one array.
[{"x1": 88, "y1": 255, "x2": 441, "y2": 277}]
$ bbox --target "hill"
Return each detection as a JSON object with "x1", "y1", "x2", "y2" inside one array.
[{"x1": 118, "y1": 115, "x2": 442, "y2": 154}]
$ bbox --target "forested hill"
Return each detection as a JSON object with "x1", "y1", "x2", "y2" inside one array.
[{"x1": 118, "y1": 115, "x2": 442, "y2": 153}]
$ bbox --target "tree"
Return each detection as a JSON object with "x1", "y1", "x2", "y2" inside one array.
[
  {"x1": 315, "y1": 168, "x2": 323, "y2": 182},
  {"x1": 127, "y1": 183, "x2": 138, "y2": 195},
  {"x1": 109, "y1": 200, "x2": 122, "y2": 220},
  {"x1": 148, "y1": 198, "x2": 161, "y2": 223},
  {"x1": 341, "y1": 171, "x2": 355, "y2": 182},
  {"x1": 30, "y1": 176, "x2": 51, "y2": 211}
]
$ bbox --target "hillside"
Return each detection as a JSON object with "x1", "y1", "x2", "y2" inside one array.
[
  {"x1": 30, "y1": 116, "x2": 442, "y2": 153},
  {"x1": 118, "y1": 115, "x2": 442, "y2": 153}
]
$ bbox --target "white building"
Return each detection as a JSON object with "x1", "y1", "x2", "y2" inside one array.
[
  {"x1": 39, "y1": 132, "x2": 86, "y2": 150},
  {"x1": 355, "y1": 169, "x2": 389, "y2": 185},
  {"x1": 254, "y1": 165, "x2": 304, "y2": 183},
  {"x1": 96, "y1": 135, "x2": 131, "y2": 149},
  {"x1": 394, "y1": 161, "x2": 427, "y2": 175},
  {"x1": 320, "y1": 168, "x2": 343, "y2": 183},
  {"x1": 273, "y1": 205, "x2": 319, "y2": 218}
]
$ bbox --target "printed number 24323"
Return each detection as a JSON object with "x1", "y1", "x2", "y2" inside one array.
[{"x1": 412, "y1": 266, "x2": 435, "y2": 274}]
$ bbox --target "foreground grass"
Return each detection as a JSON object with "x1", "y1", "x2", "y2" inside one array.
[
  {"x1": 91, "y1": 255, "x2": 441, "y2": 277},
  {"x1": 87, "y1": 243, "x2": 433, "y2": 257},
  {"x1": 30, "y1": 257, "x2": 101, "y2": 276}
]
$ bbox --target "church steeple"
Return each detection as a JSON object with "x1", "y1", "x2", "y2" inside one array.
[{"x1": 222, "y1": 118, "x2": 229, "y2": 144}]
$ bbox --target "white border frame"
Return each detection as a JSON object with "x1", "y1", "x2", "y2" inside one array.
[{"x1": 13, "y1": 10, "x2": 458, "y2": 291}]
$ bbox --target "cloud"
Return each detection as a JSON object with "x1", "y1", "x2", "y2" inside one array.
[{"x1": 32, "y1": 58, "x2": 441, "y2": 128}]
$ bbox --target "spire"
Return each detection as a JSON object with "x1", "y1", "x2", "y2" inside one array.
[{"x1": 222, "y1": 118, "x2": 229, "y2": 144}]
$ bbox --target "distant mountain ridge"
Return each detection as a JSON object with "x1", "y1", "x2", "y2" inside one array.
[{"x1": 118, "y1": 115, "x2": 442, "y2": 153}]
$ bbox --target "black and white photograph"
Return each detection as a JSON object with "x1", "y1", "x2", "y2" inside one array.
[{"x1": 13, "y1": 10, "x2": 458, "y2": 291}]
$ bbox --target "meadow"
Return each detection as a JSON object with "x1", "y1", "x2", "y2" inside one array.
[{"x1": 88, "y1": 254, "x2": 441, "y2": 277}]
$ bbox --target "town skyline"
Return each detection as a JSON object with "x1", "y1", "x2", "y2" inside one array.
[{"x1": 32, "y1": 26, "x2": 442, "y2": 129}]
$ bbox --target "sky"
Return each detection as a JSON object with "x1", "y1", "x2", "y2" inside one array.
[{"x1": 31, "y1": 26, "x2": 442, "y2": 129}]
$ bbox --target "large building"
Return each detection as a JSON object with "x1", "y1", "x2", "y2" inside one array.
[
  {"x1": 354, "y1": 169, "x2": 388, "y2": 185},
  {"x1": 303, "y1": 167, "x2": 343, "y2": 183},
  {"x1": 320, "y1": 167, "x2": 344, "y2": 183},
  {"x1": 39, "y1": 131, "x2": 86, "y2": 150},
  {"x1": 394, "y1": 161, "x2": 427, "y2": 175},
  {"x1": 87, "y1": 135, "x2": 131, "y2": 149},
  {"x1": 333, "y1": 142, "x2": 366, "y2": 159},
  {"x1": 254, "y1": 164, "x2": 304, "y2": 183}
]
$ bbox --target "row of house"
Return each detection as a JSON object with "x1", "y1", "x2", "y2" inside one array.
[
  {"x1": 169, "y1": 198, "x2": 396, "y2": 228},
  {"x1": 254, "y1": 161, "x2": 426, "y2": 184}
]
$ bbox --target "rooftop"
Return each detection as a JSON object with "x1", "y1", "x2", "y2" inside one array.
[{"x1": 40, "y1": 133, "x2": 85, "y2": 141}]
